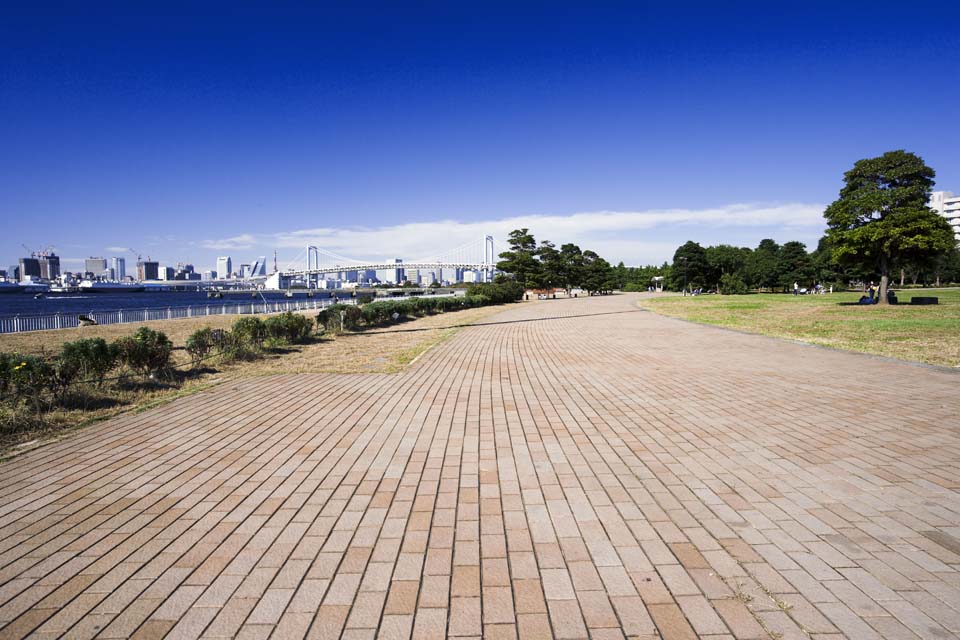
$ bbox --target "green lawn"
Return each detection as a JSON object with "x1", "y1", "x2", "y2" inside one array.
[{"x1": 640, "y1": 289, "x2": 960, "y2": 367}]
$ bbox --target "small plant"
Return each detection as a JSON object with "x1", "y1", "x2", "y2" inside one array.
[
  {"x1": 265, "y1": 312, "x2": 314, "y2": 343},
  {"x1": 58, "y1": 338, "x2": 118, "y2": 385},
  {"x1": 185, "y1": 328, "x2": 215, "y2": 366},
  {"x1": 115, "y1": 327, "x2": 173, "y2": 378},
  {"x1": 719, "y1": 273, "x2": 750, "y2": 295},
  {"x1": 232, "y1": 317, "x2": 267, "y2": 350},
  {"x1": 0, "y1": 353, "x2": 54, "y2": 412}
]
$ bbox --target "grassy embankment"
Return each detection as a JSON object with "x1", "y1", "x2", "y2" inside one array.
[
  {"x1": 639, "y1": 288, "x2": 960, "y2": 367},
  {"x1": 0, "y1": 304, "x2": 504, "y2": 453}
]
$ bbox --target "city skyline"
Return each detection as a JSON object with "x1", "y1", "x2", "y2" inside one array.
[{"x1": 3, "y1": 2, "x2": 959, "y2": 271}]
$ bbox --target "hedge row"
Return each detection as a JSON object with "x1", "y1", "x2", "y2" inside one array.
[
  {"x1": 1, "y1": 286, "x2": 519, "y2": 423},
  {"x1": 185, "y1": 312, "x2": 315, "y2": 364},
  {"x1": 317, "y1": 283, "x2": 523, "y2": 334},
  {"x1": 0, "y1": 327, "x2": 174, "y2": 406}
]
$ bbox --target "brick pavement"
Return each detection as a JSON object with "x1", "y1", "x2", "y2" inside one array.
[{"x1": 0, "y1": 293, "x2": 958, "y2": 639}]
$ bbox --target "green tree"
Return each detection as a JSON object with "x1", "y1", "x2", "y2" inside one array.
[
  {"x1": 777, "y1": 241, "x2": 815, "y2": 291},
  {"x1": 581, "y1": 250, "x2": 614, "y2": 294},
  {"x1": 746, "y1": 239, "x2": 781, "y2": 292},
  {"x1": 823, "y1": 150, "x2": 954, "y2": 304},
  {"x1": 535, "y1": 240, "x2": 564, "y2": 290},
  {"x1": 497, "y1": 228, "x2": 540, "y2": 288},
  {"x1": 496, "y1": 228, "x2": 541, "y2": 289},
  {"x1": 705, "y1": 245, "x2": 752, "y2": 292},
  {"x1": 670, "y1": 241, "x2": 708, "y2": 292},
  {"x1": 558, "y1": 243, "x2": 584, "y2": 292}
]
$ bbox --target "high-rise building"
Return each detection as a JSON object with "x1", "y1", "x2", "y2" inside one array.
[
  {"x1": 137, "y1": 260, "x2": 159, "y2": 281},
  {"x1": 930, "y1": 191, "x2": 960, "y2": 242},
  {"x1": 203, "y1": 270, "x2": 216, "y2": 280},
  {"x1": 39, "y1": 254, "x2": 60, "y2": 280},
  {"x1": 394, "y1": 259, "x2": 405, "y2": 284},
  {"x1": 217, "y1": 256, "x2": 233, "y2": 280},
  {"x1": 84, "y1": 257, "x2": 108, "y2": 277},
  {"x1": 240, "y1": 264, "x2": 251, "y2": 278},
  {"x1": 111, "y1": 257, "x2": 126, "y2": 281},
  {"x1": 250, "y1": 256, "x2": 267, "y2": 277},
  {"x1": 18, "y1": 257, "x2": 41, "y2": 281}
]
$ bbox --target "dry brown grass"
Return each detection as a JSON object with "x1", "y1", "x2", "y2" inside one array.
[
  {"x1": 0, "y1": 312, "x2": 263, "y2": 363},
  {"x1": 0, "y1": 304, "x2": 506, "y2": 455}
]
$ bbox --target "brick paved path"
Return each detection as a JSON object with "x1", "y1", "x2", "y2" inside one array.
[{"x1": 0, "y1": 293, "x2": 958, "y2": 639}]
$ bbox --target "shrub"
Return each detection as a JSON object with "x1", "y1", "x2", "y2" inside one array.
[
  {"x1": 58, "y1": 338, "x2": 118, "y2": 385},
  {"x1": 719, "y1": 273, "x2": 750, "y2": 295},
  {"x1": 186, "y1": 328, "x2": 216, "y2": 366},
  {"x1": 265, "y1": 312, "x2": 314, "y2": 343},
  {"x1": 466, "y1": 281, "x2": 524, "y2": 304},
  {"x1": 463, "y1": 294, "x2": 490, "y2": 307},
  {"x1": 115, "y1": 327, "x2": 173, "y2": 377},
  {"x1": 0, "y1": 353, "x2": 54, "y2": 405},
  {"x1": 318, "y1": 304, "x2": 362, "y2": 334},
  {"x1": 232, "y1": 317, "x2": 267, "y2": 350}
]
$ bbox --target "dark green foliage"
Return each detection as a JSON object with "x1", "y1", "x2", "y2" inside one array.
[
  {"x1": 57, "y1": 338, "x2": 118, "y2": 385},
  {"x1": 496, "y1": 228, "x2": 540, "y2": 288},
  {"x1": 824, "y1": 150, "x2": 954, "y2": 303},
  {"x1": 115, "y1": 327, "x2": 173, "y2": 377},
  {"x1": 185, "y1": 328, "x2": 216, "y2": 366},
  {"x1": 466, "y1": 281, "x2": 524, "y2": 304},
  {"x1": 581, "y1": 251, "x2": 616, "y2": 294},
  {"x1": 232, "y1": 317, "x2": 268, "y2": 350},
  {"x1": 777, "y1": 241, "x2": 815, "y2": 291},
  {"x1": 719, "y1": 273, "x2": 750, "y2": 295},
  {"x1": 745, "y1": 239, "x2": 780, "y2": 291},
  {"x1": 317, "y1": 305, "x2": 362, "y2": 333},
  {"x1": 264, "y1": 312, "x2": 314, "y2": 343},
  {"x1": 705, "y1": 245, "x2": 752, "y2": 292},
  {"x1": 0, "y1": 353, "x2": 53, "y2": 403},
  {"x1": 671, "y1": 241, "x2": 710, "y2": 291}
]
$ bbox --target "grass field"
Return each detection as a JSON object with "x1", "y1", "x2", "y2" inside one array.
[
  {"x1": 0, "y1": 304, "x2": 504, "y2": 454},
  {"x1": 640, "y1": 288, "x2": 960, "y2": 368}
]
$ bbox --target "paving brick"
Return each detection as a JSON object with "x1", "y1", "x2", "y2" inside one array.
[{"x1": 0, "y1": 294, "x2": 957, "y2": 640}]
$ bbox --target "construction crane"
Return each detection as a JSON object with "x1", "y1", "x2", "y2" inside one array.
[
  {"x1": 129, "y1": 248, "x2": 141, "y2": 262},
  {"x1": 21, "y1": 244, "x2": 34, "y2": 257}
]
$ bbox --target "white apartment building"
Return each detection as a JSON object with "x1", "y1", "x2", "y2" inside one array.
[
  {"x1": 930, "y1": 191, "x2": 960, "y2": 242},
  {"x1": 216, "y1": 256, "x2": 233, "y2": 279}
]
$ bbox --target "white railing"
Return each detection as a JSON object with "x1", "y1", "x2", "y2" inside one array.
[{"x1": 0, "y1": 298, "x2": 351, "y2": 334}]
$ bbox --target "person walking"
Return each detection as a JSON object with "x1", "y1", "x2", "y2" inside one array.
[{"x1": 793, "y1": 282, "x2": 799, "y2": 296}]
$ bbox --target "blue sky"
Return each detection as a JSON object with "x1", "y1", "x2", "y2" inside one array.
[{"x1": 2, "y1": 1, "x2": 959, "y2": 272}]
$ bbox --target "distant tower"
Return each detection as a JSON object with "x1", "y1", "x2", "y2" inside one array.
[
  {"x1": 111, "y1": 256, "x2": 126, "y2": 281},
  {"x1": 394, "y1": 258, "x2": 405, "y2": 284},
  {"x1": 217, "y1": 256, "x2": 232, "y2": 280},
  {"x1": 483, "y1": 235, "x2": 495, "y2": 282}
]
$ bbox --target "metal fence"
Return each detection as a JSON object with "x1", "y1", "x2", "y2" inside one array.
[{"x1": 0, "y1": 298, "x2": 350, "y2": 334}]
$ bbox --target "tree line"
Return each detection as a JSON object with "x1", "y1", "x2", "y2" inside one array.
[
  {"x1": 494, "y1": 151, "x2": 960, "y2": 302},
  {"x1": 495, "y1": 229, "x2": 618, "y2": 294}
]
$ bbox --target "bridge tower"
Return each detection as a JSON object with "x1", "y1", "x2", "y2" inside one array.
[
  {"x1": 306, "y1": 246, "x2": 320, "y2": 289},
  {"x1": 483, "y1": 235, "x2": 495, "y2": 282}
]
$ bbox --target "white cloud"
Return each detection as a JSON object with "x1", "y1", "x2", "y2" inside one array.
[
  {"x1": 201, "y1": 202, "x2": 826, "y2": 266},
  {"x1": 104, "y1": 246, "x2": 130, "y2": 253},
  {"x1": 200, "y1": 234, "x2": 258, "y2": 250}
]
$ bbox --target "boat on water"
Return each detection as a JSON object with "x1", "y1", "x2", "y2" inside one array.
[
  {"x1": 49, "y1": 284, "x2": 80, "y2": 294},
  {"x1": 0, "y1": 281, "x2": 49, "y2": 294},
  {"x1": 78, "y1": 281, "x2": 146, "y2": 293}
]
